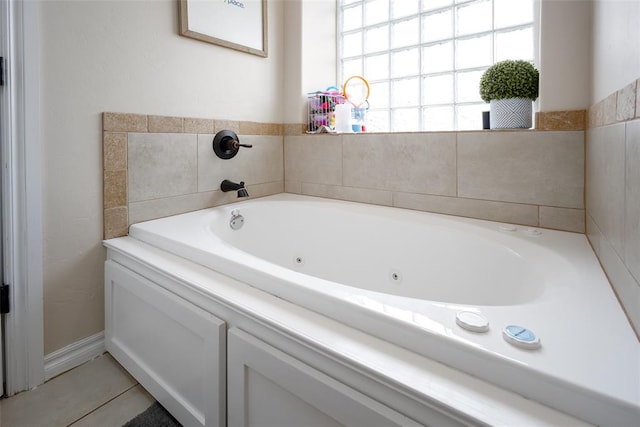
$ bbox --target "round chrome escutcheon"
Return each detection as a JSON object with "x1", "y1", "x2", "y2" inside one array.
[{"x1": 230, "y1": 210, "x2": 244, "y2": 230}]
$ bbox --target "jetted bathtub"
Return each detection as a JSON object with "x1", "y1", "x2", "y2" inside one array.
[{"x1": 129, "y1": 194, "x2": 639, "y2": 425}]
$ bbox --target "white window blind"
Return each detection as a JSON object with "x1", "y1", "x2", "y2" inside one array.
[{"x1": 338, "y1": 0, "x2": 536, "y2": 131}]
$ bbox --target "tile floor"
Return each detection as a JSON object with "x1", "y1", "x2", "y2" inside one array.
[{"x1": 0, "y1": 353, "x2": 155, "y2": 427}]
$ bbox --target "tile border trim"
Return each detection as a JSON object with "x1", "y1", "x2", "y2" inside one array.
[
  {"x1": 588, "y1": 77, "x2": 639, "y2": 129},
  {"x1": 286, "y1": 111, "x2": 588, "y2": 135},
  {"x1": 535, "y1": 110, "x2": 586, "y2": 131},
  {"x1": 102, "y1": 112, "x2": 284, "y2": 136}
]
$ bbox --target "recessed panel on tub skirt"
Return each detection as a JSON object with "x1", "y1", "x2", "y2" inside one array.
[
  {"x1": 105, "y1": 261, "x2": 226, "y2": 427},
  {"x1": 227, "y1": 328, "x2": 428, "y2": 427}
]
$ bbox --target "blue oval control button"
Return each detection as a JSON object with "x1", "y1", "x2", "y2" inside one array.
[{"x1": 503, "y1": 325, "x2": 541, "y2": 349}]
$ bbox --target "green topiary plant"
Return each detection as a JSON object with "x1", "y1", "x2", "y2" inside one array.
[{"x1": 479, "y1": 60, "x2": 539, "y2": 103}]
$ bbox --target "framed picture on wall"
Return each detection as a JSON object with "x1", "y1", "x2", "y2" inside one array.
[{"x1": 179, "y1": 0, "x2": 268, "y2": 57}]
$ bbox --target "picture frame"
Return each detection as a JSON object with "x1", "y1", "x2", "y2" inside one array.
[{"x1": 179, "y1": 0, "x2": 268, "y2": 57}]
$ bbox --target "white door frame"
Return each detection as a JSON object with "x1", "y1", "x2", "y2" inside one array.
[{"x1": 0, "y1": 0, "x2": 44, "y2": 395}]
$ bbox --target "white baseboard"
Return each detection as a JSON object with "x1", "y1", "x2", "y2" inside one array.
[{"x1": 44, "y1": 331, "x2": 106, "y2": 381}]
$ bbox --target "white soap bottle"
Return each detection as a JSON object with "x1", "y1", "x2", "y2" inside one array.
[{"x1": 334, "y1": 103, "x2": 352, "y2": 133}]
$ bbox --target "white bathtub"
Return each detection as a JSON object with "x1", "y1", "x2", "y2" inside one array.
[{"x1": 129, "y1": 194, "x2": 639, "y2": 425}]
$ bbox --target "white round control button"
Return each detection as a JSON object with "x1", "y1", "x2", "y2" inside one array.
[{"x1": 456, "y1": 311, "x2": 490, "y2": 333}]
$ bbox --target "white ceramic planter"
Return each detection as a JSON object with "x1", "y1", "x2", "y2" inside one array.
[{"x1": 490, "y1": 98, "x2": 533, "y2": 129}]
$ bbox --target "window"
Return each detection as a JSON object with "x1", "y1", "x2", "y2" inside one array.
[{"x1": 338, "y1": 0, "x2": 536, "y2": 131}]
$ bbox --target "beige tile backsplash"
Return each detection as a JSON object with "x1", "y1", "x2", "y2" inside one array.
[
  {"x1": 284, "y1": 135, "x2": 343, "y2": 185},
  {"x1": 103, "y1": 132, "x2": 127, "y2": 171},
  {"x1": 300, "y1": 183, "x2": 393, "y2": 207},
  {"x1": 586, "y1": 125, "x2": 626, "y2": 256},
  {"x1": 624, "y1": 120, "x2": 640, "y2": 283},
  {"x1": 102, "y1": 113, "x2": 285, "y2": 238},
  {"x1": 636, "y1": 78, "x2": 640, "y2": 118},
  {"x1": 104, "y1": 206, "x2": 128, "y2": 238},
  {"x1": 148, "y1": 115, "x2": 184, "y2": 133},
  {"x1": 457, "y1": 131, "x2": 584, "y2": 208},
  {"x1": 617, "y1": 81, "x2": 637, "y2": 122},
  {"x1": 197, "y1": 134, "x2": 283, "y2": 193},
  {"x1": 105, "y1": 112, "x2": 590, "y2": 241},
  {"x1": 184, "y1": 118, "x2": 214, "y2": 134},
  {"x1": 128, "y1": 133, "x2": 198, "y2": 202},
  {"x1": 604, "y1": 92, "x2": 618, "y2": 125},
  {"x1": 342, "y1": 133, "x2": 457, "y2": 196},
  {"x1": 586, "y1": 75, "x2": 640, "y2": 334},
  {"x1": 535, "y1": 110, "x2": 585, "y2": 131},
  {"x1": 285, "y1": 130, "x2": 585, "y2": 232},
  {"x1": 103, "y1": 170, "x2": 127, "y2": 209},
  {"x1": 103, "y1": 112, "x2": 147, "y2": 133},
  {"x1": 128, "y1": 181, "x2": 284, "y2": 225},
  {"x1": 392, "y1": 192, "x2": 540, "y2": 226},
  {"x1": 538, "y1": 206, "x2": 585, "y2": 234}
]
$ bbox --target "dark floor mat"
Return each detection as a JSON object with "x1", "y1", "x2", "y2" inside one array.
[{"x1": 122, "y1": 402, "x2": 182, "y2": 427}]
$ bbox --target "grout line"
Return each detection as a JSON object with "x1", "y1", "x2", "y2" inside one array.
[
  {"x1": 281, "y1": 134, "x2": 285, "y2": 183},
  {"x1": 340, "y1": 134, "x2": 344, "y2": 187},
  {"x1": 195, "y1": 133, "x2": 200, "y2": 194},
  {"x1": 585, "y1": 218, "x2": 640, "y2": 341},
  {"x1": 455, "y1": 132, "x2": 458, "y2": 197},
  {"x1": 65, "y1": 382, "x2": 141, "y2": 427}
]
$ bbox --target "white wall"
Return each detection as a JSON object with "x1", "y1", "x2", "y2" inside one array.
[
  {"x1": 591, "y1": 0, "x2": 640, "y2": 103},
  {"x1": 283, "y1": 0, "x2": 303, "y2": 123},
  {"x1": 283, "y1": 0, "x2": 337, "y2": 124},
  {"x1": 539, "y1": 0, "x2": 592, "y2": 111},
  {"x1": 40, "y1": 0, "x2": 284, "y2": 354},
  {"x1": 301, "y1": 0, "x2": 337, "y2": 95}
]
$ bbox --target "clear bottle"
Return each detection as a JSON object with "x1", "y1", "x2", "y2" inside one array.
[{"x1": 351, "y1": 106, "x2": 366, "y2": 132}]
